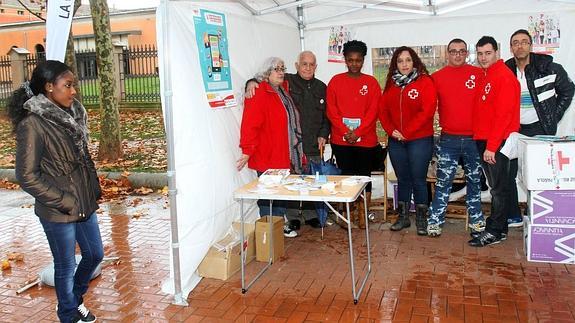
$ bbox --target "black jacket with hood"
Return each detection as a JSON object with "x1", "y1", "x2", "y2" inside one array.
[
  {"x1": 15, "y1": 94, "x2": 101, "y2": 223},
  {"x1": 505, "y1": 53, "x2": 575, "y2": 135}
]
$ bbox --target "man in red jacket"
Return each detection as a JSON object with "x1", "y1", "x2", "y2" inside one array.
[
  {"x1": 470, "y1": 36, "x2": 520, "y2": 247},
  {"x1": 427, "y1": 38, "x2": 485, "y2": 238}
]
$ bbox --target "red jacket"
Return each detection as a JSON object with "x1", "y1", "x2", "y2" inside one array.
[
  {"x1": 473, "y1": 60, "x2": 520, "y2": 152},
  {"x1": 432, "y1": 64, "x2": 483, "y2": 136},
  {"x1": 240, "y1": 81, "x2": 291, "y2": 172},
  {"x1": 326, "y1": 73, "x2": 381, "y2": 147},
  {"x1": 379, "y1": 74, "x2": 437, "y2": 141}
]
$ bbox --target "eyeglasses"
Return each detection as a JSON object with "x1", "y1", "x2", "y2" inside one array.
[
  {"x1": 448, "y1": 49, "x2": 468, "y2": 56},
  {"x1": 512, "y1": 40, "x2": 531, "y2": 47},
  {"x1": 273, "y1": 66, "x2": 287, "y2": 73}
]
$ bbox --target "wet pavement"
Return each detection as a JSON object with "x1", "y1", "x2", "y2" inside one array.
[{"x1": 1, "y1": 188, "x2": 574, "y2": 322}]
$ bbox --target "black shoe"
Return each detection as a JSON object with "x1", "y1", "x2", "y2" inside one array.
[
  {"x1": 72, "y1": 302, "x2": 96, "y2": 323},
  {"x1": 305, "y1": 218, "x2": 322, "y2": 228},
  {"x1": 287, "y1": 219, "x2": 301, "y2": 231},
  {"x1": 468, "y1": 232, "x2": 501, "y2": 247}
]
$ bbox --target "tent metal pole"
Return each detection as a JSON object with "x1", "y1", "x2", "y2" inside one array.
[
  {"x1": 297, "y1": 4, "x2": 305, "y2": 50},
  {"x1": 160, "y1": 0, "x2": 187, "y2": 306}
]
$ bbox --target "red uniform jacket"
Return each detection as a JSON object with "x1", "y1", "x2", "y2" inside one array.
[
  {"x1": 432, "y1": 64, "x2": 483, "y2": 136},
  {"x1": 379, "y1": 74, "x2": 437, "y2": 141},
  {"x1": 240, "y1": 81, "x2": 291, "y2": 172},
  {"x1": 326, "y1": 73, "x2": 381, "y2": 147},
  {"x1": 473, "y1": 60, "x2": 520, "y2": 152}
]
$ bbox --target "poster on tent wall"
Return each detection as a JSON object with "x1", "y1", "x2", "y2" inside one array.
[
  {"x1": 527, "y1": 13, "x2": 560, "y2": 55},
  {"x1": 193, "y1": 8, "x2": 237, "y2": 108},
  {"x1": 371, "y1": 45, "x2": 451, "y2": 86},
  {"x1": 328, "y1": 25, "x2": 355, "y2": 63}
]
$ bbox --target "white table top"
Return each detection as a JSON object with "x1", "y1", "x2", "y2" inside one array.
[{"x1": 233, "y1": 175, "x2": 368, "y2": 203}]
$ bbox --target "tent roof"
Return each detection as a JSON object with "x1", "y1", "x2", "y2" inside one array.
[{"x1": 229, "y1": 0, "x2": 575, "y2": 30}]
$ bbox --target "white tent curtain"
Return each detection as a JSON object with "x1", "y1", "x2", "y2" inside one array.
[{"x1": 157, "y1": 0, "x2": 575, "y2": 301}]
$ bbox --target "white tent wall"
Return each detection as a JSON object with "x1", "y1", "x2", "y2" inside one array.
[
  {"x1": 157, "y1": 1, "x2": 300, "y2": 298},
  {"x1": 157, "y1": 0, "x2": 575, "y2": 301}
]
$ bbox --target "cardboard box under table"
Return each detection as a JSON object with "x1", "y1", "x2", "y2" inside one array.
[
  {"x1": 197, "y1": 222, "x2": 255, "y2": 280},
  {"x1": 233, "y1": 175, "x2": 371, "y2": 304},
  {"x1": 255, "y1": 216, "x2": 284, "y2": 263}
]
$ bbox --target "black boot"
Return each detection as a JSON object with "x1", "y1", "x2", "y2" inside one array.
[
  {"x1": 415, "y1": 204, "x2": 428, "y2": 236},
  {"x1": 390, "y1": 201, "x2": 411, "y2": 231}
]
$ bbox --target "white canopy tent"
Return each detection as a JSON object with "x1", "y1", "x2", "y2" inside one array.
[{"x1": 156, "y1": 0, "x2": 575, "y2": 304}]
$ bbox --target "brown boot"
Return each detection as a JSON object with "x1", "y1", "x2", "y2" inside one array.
[
  {"x1": 357, "y1": 198, "x2": 366, "y2": 229},
  {"x1": 338, "y1": 203, "x2": 358, "y2": 229}
]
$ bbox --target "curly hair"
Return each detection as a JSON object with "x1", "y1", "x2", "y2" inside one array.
[
  {"x1": 343, "y1": 40, "x2": 367, "y2": 57},
  {"x1": 384, "y1": 46, "x2": 429, "y2": 91},
  {"x1": 6, "y1": 60, "x2": 71, "y2": 132}
]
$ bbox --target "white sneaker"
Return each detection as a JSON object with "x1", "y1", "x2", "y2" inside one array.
[
  {"x1": 480, "y1": 190, "x2": 491, "y2": 203},
  {"x1": 283, "y1": 225, "x2": 298, "y2": 238},
  {"x1": 448, "y1": 187, "x2": 467, "y2": 202}
]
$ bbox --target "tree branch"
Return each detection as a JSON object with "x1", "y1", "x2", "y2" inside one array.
[{"x1": 16, "y1": 0, "x2": 46, "y2": 22}]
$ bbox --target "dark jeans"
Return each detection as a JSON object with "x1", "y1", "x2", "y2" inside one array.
[
  {"x1": 256, "y1": 171, "x2": 288, "y2": 217},
  {"x1": 476, "y1": 140, "x2": 512, "y2": 236},
  {"x1": 509, "y1": 121, "x2": 546, "y2": 219},
  {"x1": 388, "y1": 136, "x2": 433, "y2": 204},
  {"x1": 40, "y1": 213, "x2": 104, "y2": 323},
  {"x1": 331, "y1": 144, "x2": 380, "y2": 192},
  {"x1": 429, "y1": 134, "x2": 483, "y2": 226}
]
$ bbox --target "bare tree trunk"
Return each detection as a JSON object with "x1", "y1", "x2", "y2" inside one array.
[{"x1": 89, "y1": 0, "x2": 122, "y2": 160}]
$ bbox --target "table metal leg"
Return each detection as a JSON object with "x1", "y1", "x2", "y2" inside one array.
[
  {"x1": 240, "y1": 199, "x2": 274, "y2": 294},
  {"x1": 324, "y1": 193, "x2": 372, "y2": 304}
]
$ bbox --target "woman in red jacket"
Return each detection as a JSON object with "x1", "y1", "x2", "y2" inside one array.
[
  {"x1": 379, "y1": 46, "x2": 437, "y2": 234},
  {"x1": 326, "y1": 40, "x2": 381, "y2": 229},
  {"x1": 236, "y1": 57, "x2": 304, "y2": 237}
]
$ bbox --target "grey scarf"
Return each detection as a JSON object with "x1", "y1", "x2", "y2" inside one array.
[
  {"x1": 23, "y1": 94, "x2": 90, "y2": 158},
  {"x1": 274, "y1": 85, "x2": 304, "y2": 175},
  {"x1": 392, "y1": 69, "x2": 419, "y2": 88}
]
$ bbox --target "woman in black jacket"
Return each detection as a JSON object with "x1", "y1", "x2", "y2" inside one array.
[{"x1": 8, "y1": 60, "x2": 103, "y2": 323}]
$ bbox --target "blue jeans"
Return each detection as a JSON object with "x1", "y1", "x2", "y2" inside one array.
[
  {"x1": 256, "y1": 171, "x2": 287, "y2": 217},
  {"x1": 40, "y1": 213, "x2": 104, "y2": 323},
  {"x1": 388, "y1": 136, "x2": 433, "y2": 205},
  {"x1": 428, "y1": 134, "x2": 484, "y2": 227}
]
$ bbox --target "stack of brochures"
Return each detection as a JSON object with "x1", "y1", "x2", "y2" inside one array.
[{"x1": 258, "y1": 169, "x2": 290, "y2": 186}]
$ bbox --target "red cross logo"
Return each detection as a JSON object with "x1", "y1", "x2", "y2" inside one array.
[
  {"x1": 408, "y1": 89, "x2": 419, "y2": 99},
  {"x1": 465, "y1": 75, "x2": 476, "y2": 89},
  {"x1": 548, "y1": 150, "x2": 571, "y2": 171},
  {"x1": 359, "y1": 85, "x2": 368, "y2": 96}
]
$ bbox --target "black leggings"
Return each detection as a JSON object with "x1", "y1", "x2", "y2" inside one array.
[{"x1": 330, "y1": 144, "x2": 380, "y2": 192}]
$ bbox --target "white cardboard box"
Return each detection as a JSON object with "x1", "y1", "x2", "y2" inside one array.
[
  {"x1": 524, "y1": 217, "x2": 575, "y2": 264},
  {"x1": 518, "y1": 138, "x2": 575, "y2": 190}
]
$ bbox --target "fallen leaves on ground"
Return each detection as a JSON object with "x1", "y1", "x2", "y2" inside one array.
[
  {"x1": 0, "y1": 111, "x2": 167, "y2": 172},
  {"x1": 0, "y1": 178, "x2": 19, "y2": 190},
  {"x1": 1, "y1": 259, "x2": 10, "y2": 271},
  {"x1": 6, "y1": 252, "x2": 24, "y2": 262}
]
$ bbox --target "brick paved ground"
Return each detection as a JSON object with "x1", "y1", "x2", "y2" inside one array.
[{"x1": 1, "y1": 188, "x2": 574, "y2": 322}]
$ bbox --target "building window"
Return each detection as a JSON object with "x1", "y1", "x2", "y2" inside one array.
[{"x1": 18, "y1": 10, "x2": 25, "y2": 15}]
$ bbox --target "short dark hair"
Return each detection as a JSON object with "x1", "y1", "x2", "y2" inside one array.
[
  {"x1": 343, "y1": 40, "x2": 367, "y2": 57},
  {"x1": 448, "y1": 38, "x2": 467, "y2": 50},
  {"x1": 510, "y1": 29, "x2": 531, "y2": 45},
  {"x1": 476, "y1": 36, "x2": 498, "y2": 51}
]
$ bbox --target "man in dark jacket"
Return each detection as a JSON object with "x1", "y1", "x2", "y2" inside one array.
[
  {"x1": 246, "y1": 51, "x2": 330, "y2": 236},
  {"x1": 505, "y1": 29, "x2": 575, "y2": 227}
]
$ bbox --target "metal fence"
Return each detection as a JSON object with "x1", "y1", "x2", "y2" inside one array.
[
  {"x1": 0, "y1": 55, "x2": 11, "y2": 106},
  {"x1": 0, "y1": 45, "x2": 160, "y2": 106}
]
